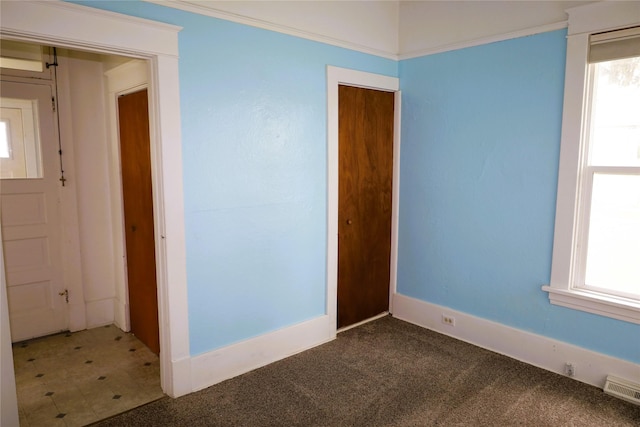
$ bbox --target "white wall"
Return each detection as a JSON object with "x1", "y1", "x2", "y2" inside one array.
[{"x1": 64, "y1": 50, "x2": 118, "y2": 328}]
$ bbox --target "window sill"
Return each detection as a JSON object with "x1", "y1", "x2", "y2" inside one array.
[{"x1": 542, "y1": 286, "x2": 640, "y2": 324}]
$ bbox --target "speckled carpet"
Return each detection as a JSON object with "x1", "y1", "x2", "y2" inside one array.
[{"x1": 93, "y1": 316, "x2": 640, "y2": 426}]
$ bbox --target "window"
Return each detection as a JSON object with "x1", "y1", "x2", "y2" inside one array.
[
  {"x1": 543, "y1": 2, "x2": 640, "y2": 324},
  {"x1": 581, "y1": 51, "x2": 640, "y2": 300},
  {"x1": 0, "y1": 40, "x2": 44, "y2": 73},
  {"x1": 0, "y1": 98, "x2": 43, "y2": 179}
]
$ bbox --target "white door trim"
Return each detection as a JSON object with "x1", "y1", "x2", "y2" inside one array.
[
  {"x1": 326, "y1": 66, "x2": 401, "y2": 336},
  {"x1": 0, "y1": 0, "x2": 190, "y2": 400}
]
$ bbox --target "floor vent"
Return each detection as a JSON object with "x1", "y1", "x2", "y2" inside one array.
[{"x1": 604, "y1": 375, "x2": 640, "y2": 406}]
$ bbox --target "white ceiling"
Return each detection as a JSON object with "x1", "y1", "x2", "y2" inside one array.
[{"x1": 147, "y1": 0, "x2": 598, "y2": 59}]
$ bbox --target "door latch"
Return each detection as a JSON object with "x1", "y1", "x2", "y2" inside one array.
[{"x1": 58, "y1": 289, "x2": 69, "y2": 303}]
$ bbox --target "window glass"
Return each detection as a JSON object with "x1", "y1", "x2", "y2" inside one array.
[
  {"x1": 584, "y1": 173, "x2": 640, "y2": 298},
  {"x1": 588, "y1": 57, "x2": 640, "y2": 167},
  {"x1": 0, "y1": 121, "x2": 9, "y2": 158}
]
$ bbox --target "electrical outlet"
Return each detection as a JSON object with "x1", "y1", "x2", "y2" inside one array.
[
  {"x1": 565, "y1": 362, "x2": 575, "y2": 377},
  {"x1": 441, "y1": 314, "x2": 455, "y2": 326}
]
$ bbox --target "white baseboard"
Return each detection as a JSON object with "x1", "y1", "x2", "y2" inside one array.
[
  {"x1": 165, "y1": 355, "x2": 192, "y2": 398},
  {"x1": 392, "y1": 293, "x2": 639, "y2": 389},
  {"x1": 190, "y1": 315, "x2": 334, "y2": 392},
  {"x1": 85, "y1": 298, "x2": 115, "y2": 329},
  {"x1": 113, "y1": 299, "x2": 129, "y2": 332}
]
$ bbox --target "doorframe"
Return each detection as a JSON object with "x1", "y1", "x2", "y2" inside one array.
[
  {"x1": 0, "y1": 0, "x2": 191, "y2": 403},
  {"x1": 326, "y1": 66, "x2": 401, "y2": 334}
]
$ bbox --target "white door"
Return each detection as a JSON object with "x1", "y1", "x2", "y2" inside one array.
[{"x1": 1, "y1": 80, "x2": 67, "y2": 342}]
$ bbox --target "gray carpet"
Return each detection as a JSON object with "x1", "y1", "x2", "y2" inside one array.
[{"x1": 94, "y1": 316, "x2": 640, "y2": 426}]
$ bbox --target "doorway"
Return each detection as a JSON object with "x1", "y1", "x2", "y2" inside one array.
[
  {"x1": 1, "y1": 46, "x2": 160, "y2": 350},
  {"x1": 2, "y1": 44, "x2": 164, "y2": 424},
  {"x1": 0, "y1": 4, "x2": 189, "y2": 411},
  {"x1": 326, "y1": 66, "x2": 401, "y2": 335}
]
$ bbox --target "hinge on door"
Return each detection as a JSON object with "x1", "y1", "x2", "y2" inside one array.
[
  {"x1": 58, "y1": 289, "x2": 69, "y2": 303},
  {"x1": 52, "y1": 96, "x2": 56, "y2": 112}
]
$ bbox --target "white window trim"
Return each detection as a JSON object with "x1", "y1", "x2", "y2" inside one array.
[{"x1": 543, "y1": 1, "x2": 640, "y2": 324}]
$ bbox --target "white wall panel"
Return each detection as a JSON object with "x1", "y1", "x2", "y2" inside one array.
[
  {"x1": 0, "y1": 194, "x2": 47, "y2": 226},
  {"x1": 6, "y1": 281, "x2": 51, "y2": 312},
  {"x1": 66, "y1": 51, "x2": 117, "y2": 308},
  {"x1": 3, "y1": 238, "x2": 49, "y2": 270}
]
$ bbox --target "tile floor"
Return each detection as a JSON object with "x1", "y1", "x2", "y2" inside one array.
[{"x1": 13, "y1": 325, "x2": 164, "y2": 427}]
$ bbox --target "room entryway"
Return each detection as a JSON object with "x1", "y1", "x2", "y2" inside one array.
[
  {"x1": 1, "y1": 41, "x2": 164, "y2": 425},
  {"x1": 2, "y1": 7, "x2": 186, "y2": 423}
]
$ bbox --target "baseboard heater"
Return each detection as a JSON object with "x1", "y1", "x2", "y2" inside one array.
[{"x1": 604, "y1": 375, "x2": 640, "y2": 406}]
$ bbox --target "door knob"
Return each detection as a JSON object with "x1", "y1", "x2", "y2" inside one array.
[{"x1": 346, "y1": 219, "x2": 353, "y2": 225}]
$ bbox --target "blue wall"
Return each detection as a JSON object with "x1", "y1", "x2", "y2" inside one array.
[
  {"x1": 398, "y1": 30, "x2": 639, "y2": 363},
  {"x1": 72, "y1": 2, "x2": 638, "y2": 364},
  {"x1": 74, "y1": 1, "x2": 396, "y2": 355}
]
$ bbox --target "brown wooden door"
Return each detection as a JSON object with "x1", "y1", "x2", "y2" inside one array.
[
  {"x1": 118, "y1": 89, "x2": 160, "y2": 354},
  {"x1": 337, "y1": 85, "x2": 394, "y2": 329}
]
